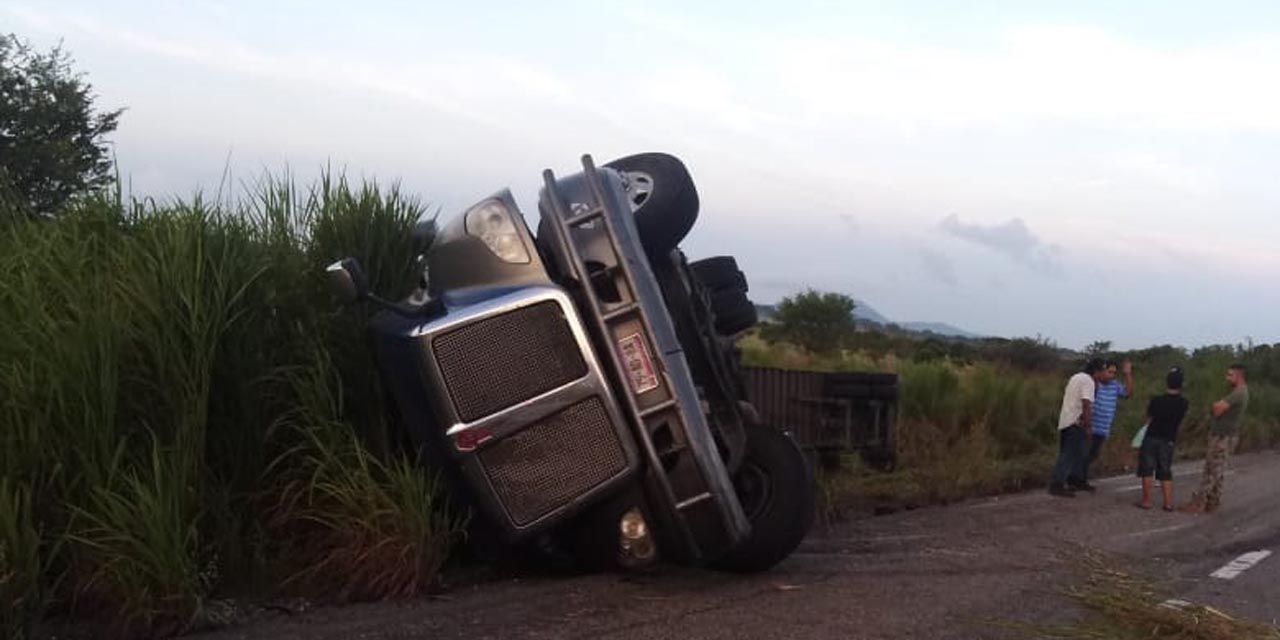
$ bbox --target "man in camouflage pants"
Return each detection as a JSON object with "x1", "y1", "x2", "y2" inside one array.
[{"x1": 1183, "y1": 364, "x2": 1250, "y2": 513}]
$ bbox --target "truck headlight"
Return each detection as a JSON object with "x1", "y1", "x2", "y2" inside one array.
[{"x1": 465, "y1": 199, "x2": 530, "y2": 264}]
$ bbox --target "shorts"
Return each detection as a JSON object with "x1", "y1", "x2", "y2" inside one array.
[{"x1": 1137, "y1": 436, "x2": 1175, "y2": 481}]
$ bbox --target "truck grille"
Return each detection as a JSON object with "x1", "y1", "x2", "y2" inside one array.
[
  {"x1": 478, "y1": 397, "x2": 626, "y2": 526},
  {"x1": 433, "y1": 301, "x2": 587, "y2": 423}
]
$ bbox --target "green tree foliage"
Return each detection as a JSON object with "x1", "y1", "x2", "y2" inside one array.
[
  {"x1": 765, "y1": 289, "x2": 857, "y2": 353},
  {"x1": 995, "y1": 336, "x2": 1063, "y2": 371},
  {"x1": 1085, "y1": 340, "x2": 1112, "y2": 357},
  {"x1": 1, "y1": 35, "x2": 122, "y2": 217}
]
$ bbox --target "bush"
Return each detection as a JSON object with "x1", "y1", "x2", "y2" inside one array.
[
  {"x1": 267, "y1": 351, "x2": 465, "y2": 601},
  {"x1": 0, "y1": 171, "x2": 456, "y2": 636},
  {"x1": 760, "y1": 289, "x2": 856, "y2": 353}
]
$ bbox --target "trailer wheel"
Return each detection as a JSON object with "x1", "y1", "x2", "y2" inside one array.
[
  {"x1": 710, "y1": 289, "x2": 758, "y2": 335},
  {"x1": 713, "y1": 424, "x2": 815, "y2": 573},
  {"x1": 604, "y1": 153, "x2": 700, "y2": 256},
  {"x1": 690, "y1": 256, "x2": 748, "y2": 293}
]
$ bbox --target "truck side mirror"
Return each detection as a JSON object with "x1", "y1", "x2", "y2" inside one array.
[
  {"x1": 325, "y1": 258, "x2": 369, "y2": 304},
  {"x1": 411, "y1": 219, "x2": 436, "y2": 249}
]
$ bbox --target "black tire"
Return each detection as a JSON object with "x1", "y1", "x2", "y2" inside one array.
[
  {"x1": 604, "y1": 153, "x2": 699, "y2": 256},
  {"x1": 713, "y1": 425, "x2": 815, "y2": 573},
  {"x1": 710, "y1": 289, "x2": 758, "y2": 335},
  {"x1": 690, "y1": 256, "x2": 748, "y2": 293}
]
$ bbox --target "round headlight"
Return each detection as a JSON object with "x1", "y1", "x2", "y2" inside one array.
[{"x1": 464, "y1": 199, "x2": 530, "y2": 264}]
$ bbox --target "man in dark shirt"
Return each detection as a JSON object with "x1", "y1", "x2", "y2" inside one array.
[{"x1": 1136, "y1": 367, "x2": 1189, "y2": 511}]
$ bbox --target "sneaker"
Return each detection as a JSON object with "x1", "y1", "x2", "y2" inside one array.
[
  {"x1": 1071, "y1": 482, "x2": 1098, "y2": 493},
  {"x1": 1048, "y1": 484, "x2": 1076, "y2": 498}
]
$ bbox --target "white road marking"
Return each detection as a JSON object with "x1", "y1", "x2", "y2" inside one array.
[
  {"x1": 1210, "y1": 550, "x2": 1272, "y2": 580},
  {"x1": 1123, "y1": 523, "x2": 1194, "y2": 539}
]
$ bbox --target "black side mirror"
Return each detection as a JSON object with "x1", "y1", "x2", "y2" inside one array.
[
  {"x1": 326, "y1": 258, "x2": 369, "y2": 304},
  {"x1": 411, "y1": 219, "x2": 436, "y2": 249}
]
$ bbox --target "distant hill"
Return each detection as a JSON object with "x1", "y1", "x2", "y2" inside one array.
[
  {"x1": 899, "y1": 321, "x2": 982, "y2": 339},
  {"x1": 754, "y1": 300, "x2": 983, "y2": 340},
  {"x1": 851, "y1": 298, "x2": 890, "y2": 325}
]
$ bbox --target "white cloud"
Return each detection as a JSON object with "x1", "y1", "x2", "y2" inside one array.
[
  {"x1": 939, "y1": 214, "x2": 1063, "y2": 275},
  {"x1": 758, "y1": 25, "x2": 1280, "y2": 133},
  {"x1": 1, "y1": 4, "x2": 596, "y2": 135},
  {"x1": 7, "y1": 2, "x2": 1279, "y2": 347},
  {"x1": 1106, "y1": 152, "x2": 1221, "y2": 197}
]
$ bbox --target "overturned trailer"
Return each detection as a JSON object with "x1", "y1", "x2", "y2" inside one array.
[{"x1": 742, "y1": 367, "x2": 899, "y2": 470}]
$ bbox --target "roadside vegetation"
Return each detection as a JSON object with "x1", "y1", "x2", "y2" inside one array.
[
  {"x1": 0, "y1": 176, "x2": 465, "y2": 638},
  {"x1": 746, "y1": 291, "x2": 1280, "y2": 520},
  {"x1": 995, "y1": 552, "x2": 1280, "y2": 639}
]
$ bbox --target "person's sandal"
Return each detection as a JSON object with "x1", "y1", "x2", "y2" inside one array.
[
  {"x1": 1162, "y1": 505, "x2": 1175, "y2": 512},
  {"x1": 1135, "y1": 502, "x2": 1153, "y2": 510}
]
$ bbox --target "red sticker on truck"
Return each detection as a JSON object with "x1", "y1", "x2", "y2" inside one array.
[{"x1": 617, "y1": 333, "x2": 659, "y2": 395}]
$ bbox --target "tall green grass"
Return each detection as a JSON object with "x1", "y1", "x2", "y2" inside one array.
[
  {"x1": 0, "y1": 173, "x2": 456, "y2": 636},
  {"x1": 0, "y1": 479, "x2": 45, "y2": 640},
  {"x1": 267, "y1": 350, "x2": 465, "y2": 601},
  {"x1": 744, "y1": 332, "x2": 1280, "y2": 515}
]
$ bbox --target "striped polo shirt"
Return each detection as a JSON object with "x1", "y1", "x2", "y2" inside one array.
[{"x1": 1092, "y1": 379, "x2": 1127, "y2": 437}]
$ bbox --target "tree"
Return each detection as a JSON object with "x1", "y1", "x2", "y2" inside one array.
[
  {"x1": 1, "y1": 34, "x2": 122, "y2": 217},
  {"x1": 998, "y1": 336, "x2": 1063, "y2": 372},
  {"x1": 766, "y1": 289, "x2": 856, "y2": 353},
  {"x1": 1085, "y1": 340, "x2": 1112, "y2": 358}
]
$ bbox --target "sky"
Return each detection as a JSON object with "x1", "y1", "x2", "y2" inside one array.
[{"x1": 5, "y1": 0, "x2": 1280, "y2": 349}]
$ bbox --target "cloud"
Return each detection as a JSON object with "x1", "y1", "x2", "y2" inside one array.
[
  {"x1": 0, "y1": 4, "x2": 597, "y2": 135},
  {"x1": 938, "y1": 214, "x2": 1063, "y2": 275},
  {"x1": 1107, "y1": 152, "x2": 1220, "y2": 197},
  {"x1": 765, "y1": 25, "x2": 1280, "y2": 134},
  {"x1": 918, "y1": 247, "x2": 959, "y2": 287}
]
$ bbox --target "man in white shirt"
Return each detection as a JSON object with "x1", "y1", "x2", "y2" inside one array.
[{"x1": 1049, "y1": 358, "x2": 1106, "y2": 497}]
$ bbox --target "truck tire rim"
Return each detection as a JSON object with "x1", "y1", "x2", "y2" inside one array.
[
  {"x1": 621, "y1": 171, "x2": 653, "y2": 211},
  {"x1": 734, "y1": 461, "x2": 772, "y2": 522}
]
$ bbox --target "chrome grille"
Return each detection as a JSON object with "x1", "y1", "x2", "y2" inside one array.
[
  {"x1": 478, "y1": 397, "x2": 626, "y2": 526},
  {"x1": 433, "y1": 301, "x2": 587, "y2": 423}
]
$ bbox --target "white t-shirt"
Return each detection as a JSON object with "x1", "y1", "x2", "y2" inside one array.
[{"x1": 1058, "y1": 372, "x2": 1096, "y2": 430}]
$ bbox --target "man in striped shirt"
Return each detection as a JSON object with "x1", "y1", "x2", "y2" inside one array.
[{"x1": 1072, "y1": 359, "x2": 1134, "y2": 491}]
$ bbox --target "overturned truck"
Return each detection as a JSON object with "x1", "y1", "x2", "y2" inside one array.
[{"x1": 327, "y1": 153, "x2": 815, "y2": 572}]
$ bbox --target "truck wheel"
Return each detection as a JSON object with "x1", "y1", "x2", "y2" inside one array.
[
  {"x1": 713, "y1": 425, "x2": 815, "y2": 573},
  {"x1": 604, "y1": 153, "x2": 699, "y2": 256},
  {"x1": 690, "y1": 256, "x2": 747, "y2": 293},
  {"x1": 710, "y1": 289, "x2": 758, "y2": 335}
]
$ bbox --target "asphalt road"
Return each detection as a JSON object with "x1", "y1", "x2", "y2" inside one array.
[{"x1": 195, "y1": 449, "x2": 1280, "y2": 639}]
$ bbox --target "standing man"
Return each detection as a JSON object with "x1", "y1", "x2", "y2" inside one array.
[
  {"x1": 1050, "y1": 358, "x2": 1106, "y2": 497},
  {"x1": 1075, "y1": 359, "x2": 1134, "y2": 491},
  {"x1": 1136, "y1": 367, "x2": 1189, "y2": 511},
  {"x1": 1183, "y1": 364, "x2": 1250, "y2": 513}
]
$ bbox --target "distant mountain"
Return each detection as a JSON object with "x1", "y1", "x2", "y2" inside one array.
[
  {"x1": 753, "y1": 299, "x2": 984, "y2": 340},
  {"x1": 899, "y1": 321, "x2": 982, "y2": 339},
  {"x1": 850, "y1": 299, "x2": 890, "y2": 325}
]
